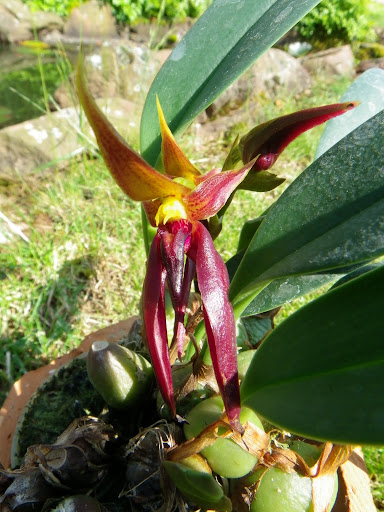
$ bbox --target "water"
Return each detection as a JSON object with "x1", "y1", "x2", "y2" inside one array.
[{"x1": 0, "y1": 45, "x2": 72, "y2": 129}]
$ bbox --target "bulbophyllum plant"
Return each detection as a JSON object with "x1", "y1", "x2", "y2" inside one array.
[
  {"x1": 76, "y1": 59, "x2": 357, "y2": 433},
  {"x1": 1, "y1": 1, "x2": 384, "y2": 511}
]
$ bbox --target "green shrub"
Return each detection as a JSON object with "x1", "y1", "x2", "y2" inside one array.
[
  {"x1": 108, "y1": 0, "x2": 213, "y2": 24},
  {"x1": 24, "y1": 0, "x2": 79, "y2": 17},
  {"x1": 295, "y1": 0, "x2": 376, "y2": 48},
  {"x1": 23, "y1": 0, "x2": 213, "y2": 23}
]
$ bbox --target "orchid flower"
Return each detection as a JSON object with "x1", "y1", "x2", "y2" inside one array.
[{"x1": 76, "y1": 57, "x2": 357, "y2": 429}]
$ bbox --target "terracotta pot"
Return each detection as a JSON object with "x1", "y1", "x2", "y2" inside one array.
[
  {"x1": 0, "y1": 318, "x2": 377, "y2": 512},
  {"x1": 0, "y1": 317, "x2": 137, "y2": 469}
]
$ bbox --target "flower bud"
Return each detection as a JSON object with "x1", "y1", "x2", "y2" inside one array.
[{"x1": 87, "y1": 341, "x2": 153, "y2": 409}]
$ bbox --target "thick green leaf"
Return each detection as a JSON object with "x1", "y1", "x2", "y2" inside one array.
[
  {"x1": 230, "y1": 74, "x2": 384, "y2": 312},
  {"x1": 241, "y1": 265, "x2": 384, "y2": 444},
  {"x1": 241, "y1": 263, "x2": 369, "y2": 316},
  {"x1": 329, "y1": 262, "x2": 384, "y2": 290},
  {"x1": 316, "y1": 68, "x2": 384, "y2": 159},
  {"x1": 237, "y1": 217, "x2": 265, "y2": 252},
  {"x1": 242, "y1": 313, "x2": 275, "y2": 346},
  {"x1": 229, "y1": 109, "x2": 384, "y2": 313},
  {"x1": 241, "y1": 272, "x2": 339, "y2": 316},
  {"x1": 140, "y1": 0, "x2": 321, "y2": 166}
]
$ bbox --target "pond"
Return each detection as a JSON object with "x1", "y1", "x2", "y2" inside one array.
[{"x1": 0, "y1": 44, "x2": 75, "y2": 130}]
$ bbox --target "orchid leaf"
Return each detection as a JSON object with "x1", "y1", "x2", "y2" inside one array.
[
  {"x1": 237, "y1": 217, "x2": 265, "y2": 252},
  {"x1": 329, "y1": 262, "x2": 384, "y2": 290},
  {"x1": 227, "y1": 253, "x2": 364, "y2": 316},
  {"x1": 316, "y1": 68, "x2": 384, "y2": 159},
  {"x1": 241, "y1": 272, "x2": 339, "y2": 316},
  {"x1": 241, "y1": 265, "x2": 384, "y2": 444},
  {"x1": 241, "y1": 261, "x2": 367, "y2": 316},
  {"x1": 140, "y1": 0, "x2": 322, "y2": 166},
  {"x1": 229, "y1": 108, "x2": 384, "y2": 314},
  {"x1": 230, "y1": 73, "x2": 384, "y2": 314},
  {"x1": 241, "y1": 313, "x2": 276, "y2": 347}
]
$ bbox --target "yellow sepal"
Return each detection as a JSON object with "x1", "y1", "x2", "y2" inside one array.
[{"x1": 157, "y1": 96, "x2": 201, "y2": 182}]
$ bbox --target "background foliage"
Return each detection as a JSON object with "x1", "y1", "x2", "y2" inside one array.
[
  {"x1": 25, "y1": 0, "x2": 79, "y2": 17},
  {"x1": 23, "y1": 0, "x2": 213, "y2": 24},
  {"x1": 22, "y1": 0, "x2": 378, "y2": 48},
  {"x1": 295, "y1": 0, "x2": 376, "y2": 48},
  {"x1": 107, "y1": 0, "x2": 212, "y2": 25}
]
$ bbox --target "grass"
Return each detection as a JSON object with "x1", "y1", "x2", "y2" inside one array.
[
  {"x1": 1, "y1": 156, "x2": 145, "y2": 397},
  {"x1": 1, "y1": 68, "x2": 383, "y2": 506}
]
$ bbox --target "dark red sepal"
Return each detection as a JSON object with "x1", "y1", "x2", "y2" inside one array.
[
  {"x1": 240, "y1": 102, "x2": 359, "y2": 170},
  {"x1": 189, "y1": 221, "x2": 241, "y2": 429},
  {"x1": 142, "y1": 231, "x2": 175, "y2": 416}
]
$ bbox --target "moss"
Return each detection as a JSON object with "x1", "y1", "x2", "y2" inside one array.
[{"x1": 14, "y1": 357, "x2": 105, "y2": 466}]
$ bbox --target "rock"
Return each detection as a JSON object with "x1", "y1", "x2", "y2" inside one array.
[
  {"x1": 53, "y1": 44, "x2": 166, "y2": 110},
  {"x1": 206, "y1": 48, "x2": 311, "y2": 118},
  {"x1": 30, "y1": 11, "x2": 64, "y2": 33},
  {"x1": 0, "y1": 0, "x2": 63, "y2": 43},
  {"x1": 0, "y1": 98, "x2": 140, "y2": 182},
  {"x1": 39, "y1": 28, "x2": 63, "y2": 45},
  {"x1": 300, "y1": 45, "x2": 355, "y2": 77},
  {"x1": 0, "y1": 4, "x2": 32, "y2": 43},
  {"x1": 357, "y1": 57, "x2": 384, "y2": 74},
  {"x1": 64, "y1": 0, "x2": 117, "y2": 39},
  {"x1": 0, "y1": 0, "x2": 32, "y2": 25}
]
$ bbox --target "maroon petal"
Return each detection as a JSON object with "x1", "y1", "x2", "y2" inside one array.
[
  {"x1": 184, "y1": 160, "x2": 255, "y2": 221},
  {"x1": 143, "y1": 231, "x2": 175, "y2": 415},
  {"x1": 240, "y1": 102, "x2": 359, "y2": 170},
  {"x1": 189, "y1": 221, "x2": 241, "y2": 429}
]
